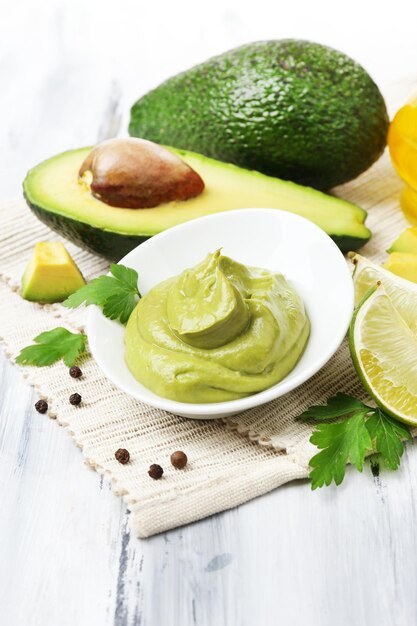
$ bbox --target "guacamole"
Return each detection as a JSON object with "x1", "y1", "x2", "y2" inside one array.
[{"x1": 125, "y1": 250, "x2": 310, "y2": 403}]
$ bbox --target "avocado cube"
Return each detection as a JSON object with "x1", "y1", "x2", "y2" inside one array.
[{"x1": 21, "y1": 241, "x2": 85, "y2": 303}]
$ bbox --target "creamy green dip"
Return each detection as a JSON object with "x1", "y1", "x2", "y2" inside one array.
[{"x1": 125, "y1": 250, "x2": 310, "y2": 403}]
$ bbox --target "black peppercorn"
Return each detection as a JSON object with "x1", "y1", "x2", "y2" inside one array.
[
  {"x1": 170, "y1": 451, "x2": 188, "y2": 469},
  {"x1": 69, "y1": 366, "x2": 82, "y2": 379},
  {"x1": 148, "y1": 464, "x2": 163, "y2": 479},
  {"x1": 69, "y1": 393, "x2": 82, "y2": 406},
  {"x1": 35, "y1": 399, "x2": 48, "y2": 414},
  {"x1": 115, "y1": 448, "x2": 130, "y2": 464}
]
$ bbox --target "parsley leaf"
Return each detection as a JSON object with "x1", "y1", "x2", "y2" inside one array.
[
  {"x1": 63, "y1": 275, "x2": 116, "y2": 308},
  {"x1": 299, "y1": 393, "x2": 370, "y2": 421},
  {"x1": 63, "y1": 264, "x2": 140, "y2": 324},
  {"x1": 299, "y1": 394, "x2": 412, "y2": 489},
  {"x1": 16, "y1": 327, "x2": 87, "y2": 367},
  {"x1": 109, "y1": 263, "x2": 140, "y2": 291},
  {"x1": 366, "y1": 408, "x2": 412, "y2": 470},
  {"x1": 102, "y1": 291, "x2": 138, "y2": 323},
  {"x1": 309, "y1": 411, "x2": 372, "y2": 489}
]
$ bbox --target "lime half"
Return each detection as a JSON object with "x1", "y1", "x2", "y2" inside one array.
[
  {"x1": 350, "y1": 285, "x2": 417, "y2": 426},
  {"x1": 351, "y1": 253, "x2": 417, "y2": 336}
]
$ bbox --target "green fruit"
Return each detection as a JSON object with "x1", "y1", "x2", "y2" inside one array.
[
  {"x1": 21, "y1": 241, "x2": 85, "y2": 303},
  {"x1": 351, "y1": 252, "x2": 417, "y2": 335},
  {"x1": 349, "y1": 284, "x2": 417, "y2": 426},
  {"x1": 129, "y1": 39, "x2": 389, "y2": 190},
  {"x1": 387, "y1": 227, "x2": 417, "y2": 254},
  {"x1": 23, "y1": 146, "x2": 371, "y2": 261}
]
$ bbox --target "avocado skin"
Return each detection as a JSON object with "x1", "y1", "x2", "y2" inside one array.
[
  {"x1": 129, "y1": 40, "x2": 389, "y2": 190},
  {"x1": 25, "y1": 195, "x2": 369, "y2": 262},
  {"x1": 25, "y1": 196, "x2": 148, "y2": 262}
]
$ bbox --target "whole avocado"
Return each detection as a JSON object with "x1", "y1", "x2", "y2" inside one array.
[{"x1": 129, "y1": 40, "x2": 389, "y2": 190}]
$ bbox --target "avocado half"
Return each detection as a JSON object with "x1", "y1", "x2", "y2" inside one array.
[{"x1": 23, "y1": 146, "x2": 371, "y2": 261}]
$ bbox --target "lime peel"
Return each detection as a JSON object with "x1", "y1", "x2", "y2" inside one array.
[{"x1": 349, "y1": 283, "x2": 417, "y2": 427}]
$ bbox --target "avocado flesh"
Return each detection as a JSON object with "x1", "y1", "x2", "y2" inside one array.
[
  {"x1": 129, "y1": 40, "x2": 389, "y2": 190},
  {"x1": 21, "y1": 241, "x2": 86, "y2": 303},
  {"x1": 23, "y1": 146, "x2": 370, "y2": 261},
  {"x1": 387, "y1": 227, "x2": 417, "y2": 254}
]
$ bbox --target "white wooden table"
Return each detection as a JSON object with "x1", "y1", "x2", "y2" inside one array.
[{"x1": 2, "y1": 2, "x2": 417, "y2": 624}]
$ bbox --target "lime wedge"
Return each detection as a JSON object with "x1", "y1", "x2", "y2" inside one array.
[
  {"x1": 351, "y1": 253, "x2": 417, "y2": 336},
  {"x1": 350, "y1": 285, "x2": 417, "y2": 426}
]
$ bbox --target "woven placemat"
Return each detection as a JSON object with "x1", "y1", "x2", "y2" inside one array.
[{"x1": 0, "y1": 89, "x2": 413, "y2": 536}]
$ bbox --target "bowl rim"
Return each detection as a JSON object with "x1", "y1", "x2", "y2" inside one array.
[{"x1": 86, "y1": 208, "x2": 354, "y2": 416}]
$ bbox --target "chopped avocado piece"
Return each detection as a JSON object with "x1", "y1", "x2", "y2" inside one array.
[
  {"x1": 23, "y1": 147, "x2": 371, "y2": 261},
  {"x1": 21, "y1": 241, "x2": 86, "y2": 303},
  {"x1": 129, "y1": 40, "x2": 388, "y2": 190},
  {"x1": 388, "y1": 227, "x2": 417, "y2": 254},
  {"x1": 383, "y1": 252, "x2": 417, "y2": 284}
]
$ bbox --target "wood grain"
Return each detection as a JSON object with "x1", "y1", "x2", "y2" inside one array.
[{"x1": 2, "y1": 1, "x2": 417, "y2": 624}]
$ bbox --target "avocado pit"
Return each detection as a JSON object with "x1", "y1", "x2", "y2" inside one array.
[{"x1": 79, "y1": 138, "x2": 205, "y2": 209}]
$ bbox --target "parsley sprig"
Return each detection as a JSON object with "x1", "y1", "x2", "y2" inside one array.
[
  {"x1": 299, "y1": 393, "x2": 412, "y2": 489},
  {"x1": 16, "y1": 327, "x2": 87, "y2": 367},
  {"x1": 63, "y1": 264, "x2": 140, "y2": 324},
  {"x1": 16, "y1": 264, "x2": 140, "y2": 367}
]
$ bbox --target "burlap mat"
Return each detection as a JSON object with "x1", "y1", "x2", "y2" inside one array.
[{"x1": 0, "y1": 96, "x2": 413, "y2": 536}]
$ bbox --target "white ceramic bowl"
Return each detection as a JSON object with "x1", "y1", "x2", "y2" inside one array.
[{"x1": 86, "y1": 208, "x2": 354, "y2": 419}]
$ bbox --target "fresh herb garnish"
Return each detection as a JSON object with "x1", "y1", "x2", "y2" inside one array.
[
  {"x1": 16, "y1": 265, "x2": 139, "y2": 369},
  {"x1": 299, "y1": 393, "x2": 412, "y2": 489},
  {"x1": 366, "y1": 408, "x2": 412, "y2": 470},
  {"x1": 16, "y1": 327, "x2": 87, "y2": 367},
  {"x1": 63, "y1": 264, "x2": 140, "y2": 324}
]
